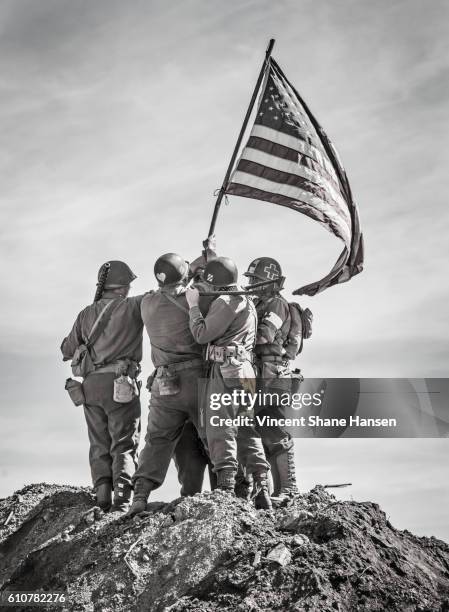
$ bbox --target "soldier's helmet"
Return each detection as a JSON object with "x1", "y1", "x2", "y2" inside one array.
[
  {"x1": 154, "y1": 253, "x2": 189, "y2": 286},
  {"x1": 98, "y1": 261, "x2": 137, "y2": 288},
  {"x1": 244, "y1": 257, "x2": 282, "y2": 284},
  {"x1": 204, "y1": 257, "x2": 238, "y2": 287}
]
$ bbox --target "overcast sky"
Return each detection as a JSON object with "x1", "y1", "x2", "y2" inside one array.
[{"x1": 1, "y1": 0, "x2": 448, "y2": 540}]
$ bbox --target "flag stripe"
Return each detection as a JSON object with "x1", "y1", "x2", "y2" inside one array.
[
  {"x1": 227, "y1": 181, "x2": 350, "y2": 244},
  {"x1": 238, "y1": 148, "x2": 348, "y2": 216},
  {"x1": 230, "y1": 170, "x2": 351, "y2": 243},
  {"x1": 235, "y1": 159, "x2": 350, "y2": 226},
  {"x1": 251, "y1": 125, "x2": 338, "y2": 183},
  {"x1": 246, "y1": 135, "x2": 340, "y2": 191}
]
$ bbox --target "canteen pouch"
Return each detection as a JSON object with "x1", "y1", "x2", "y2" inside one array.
[
  {"x1": 156, "y1": 369, "x2": 180, "y2": 396},
  {"x1": 113, "y1": 375, "x2": 135, "y2": 403},
  {"x1": 65, "y1": 378, "x2": 85, "y2": 406},
  {"x1": 220, "y1": 358, "x2": 255, "y2": 393},
  {"x1": 71, "y1": 344, "x2": 94, "y2": 378}
]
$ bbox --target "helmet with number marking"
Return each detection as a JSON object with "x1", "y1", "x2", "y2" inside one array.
[{"x1": 204, "y1": 257, "x2": 238, "y2": 287}]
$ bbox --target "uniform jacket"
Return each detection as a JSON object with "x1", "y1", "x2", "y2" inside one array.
[
  {"x1": 61, "y1": 291, "x2": 145, "y2": 365},
  {"x1": 141, "y1": 286, "x2": 209, "y2": 367},
  {"x1": 254, "y1": 293, "x2": 291, "y2": 358},
  {"x1": 189, "y1": 293, "x2": 256, "y2": 351}
]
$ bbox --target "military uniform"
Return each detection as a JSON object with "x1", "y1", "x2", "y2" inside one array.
[
  {"x1": 254, "y1": 292, "x2": 293, "y2": 457},
  {"x1": 132, "y1": 285, "x2": 211, "y2": 492},
  {"x1": 245, "y1": 257, "x2": 299, "y2": 497},
  {"x1": 189, "y1": 291, "x2": 269, "y2": 484},
  {"x1": 61, "y1": 289, "x2": 143, "y2": 505}
]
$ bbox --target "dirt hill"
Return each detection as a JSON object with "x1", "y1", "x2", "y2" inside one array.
[{"x1": 0, "y1": 484, "x2": 448, "y2": 611}]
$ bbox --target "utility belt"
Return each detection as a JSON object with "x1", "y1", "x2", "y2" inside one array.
[
  {"x1": 206, "y1": 344, "x2": 252, "y2": 364},
  {"x1": 65, "y1": 358, "x2": 141, "y2": 407},
  {"x1": 147, "y1": 357, "x2": 204, "y2": 396},
  {"x1": 92, "y1": 359, "x2": 140, "y2": 379},
  {"x1": 154, "y1": 357, "x2": 203, "y2": 377}
]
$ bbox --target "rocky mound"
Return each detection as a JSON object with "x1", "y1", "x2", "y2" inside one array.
[{"x1": 0, "y1": 484, "x2": 448, "y2": 611}]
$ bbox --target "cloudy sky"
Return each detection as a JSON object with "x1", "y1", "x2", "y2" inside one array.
[{"x1": 1, "y1": 0, "x2": 448, "y2": 540}]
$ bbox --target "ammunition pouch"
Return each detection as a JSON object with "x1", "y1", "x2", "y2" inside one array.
[
  {"x1": 154, "y1": 368, "x2": 181, "y2": 396},
  {"x1": 65, "y1": 378, "x2": 86, "y2": 406},
  {"x1": 209, "y1": 345, "x2": 256, "y2": 394},
  {"x1": 151, "y1": 358, "x2": 204, "y2": 396},
  {"x1": 290, "y1": 368, "x2": 304, "y2": 394},
  {"x1": 259, "y1": 359, "x2": 292, "y2": 393},
  {"x1": 206, "y1": 344, "x2": 251, "y2": 364}
]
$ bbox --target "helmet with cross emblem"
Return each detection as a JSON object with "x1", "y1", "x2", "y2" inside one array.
[{"x1": 244, "y1": 257, "x2": 282, "y2": 285}]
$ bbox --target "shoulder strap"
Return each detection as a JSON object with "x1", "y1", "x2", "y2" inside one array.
[
  {"x1": 163, "y1": 292, "x2": 190, "y2": 314},
  {"x1": 86, "y1": 299, "x2": 122, "y2": 347}
]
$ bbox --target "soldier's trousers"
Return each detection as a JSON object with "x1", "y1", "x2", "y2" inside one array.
[
  {"x1": 133, "y1": 364, "x2": 207, "y2": 489},
  {"x1": 82, "y1": 373, "x2": 141, "y2": 489},
  {"x1": 255, "y1": 364, "x2": 294, "y2": 457},
  {"x1": 174, "y1": 421, "x2": 216, "y2": 495},
  {"x1": 205, "y1": 363, "x2": 268, "y2": 474}
]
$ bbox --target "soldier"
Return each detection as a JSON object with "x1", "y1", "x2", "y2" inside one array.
[
  {"x1": 61, "y1": 261, "x2": 143, "y2": 512},
  {"x1": 128, "y1": 253, "x2": 212, "y2": 515},
  {"x1": 185, "y1": 256, "x2": 272, "y2": 509},
  {"x1": 244, "y1": 257, "x2": 299, "y2": 500}
]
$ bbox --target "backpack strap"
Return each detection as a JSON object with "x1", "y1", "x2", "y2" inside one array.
[{"x1": 86, "y1": 299, "x2": 122, "y2": 347}]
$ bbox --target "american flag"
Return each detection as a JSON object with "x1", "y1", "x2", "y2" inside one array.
[{"x1": 226, "y1": 58, "x2": 364, "y2": 296}]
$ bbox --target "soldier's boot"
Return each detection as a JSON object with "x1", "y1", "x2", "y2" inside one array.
[
  {"x1": 126, "y1": 478, "x2": 155, "y2": 517},
  {"x1": 252, "y1": 472, "x2": 272, "y2": 510},
  {"x1": 111, "y1": 483, "x2": 132, "y2": 513},
  {"x1": 273, "y1": 447, "x2": 298, "y2": 504},
  {"x1": 216, "y1": 469, "x2": 236, "y2": 492},
  {"x1": 95, "y1": 482, "x2": 112, "y2": 512},
  {"x1": 235, "y1": 470, "x2": 253, "y2": 500}
]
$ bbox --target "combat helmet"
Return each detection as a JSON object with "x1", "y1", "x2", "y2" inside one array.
[
  {"x1": 98, "y1": 261, "x2": 137, "y2": 288},
  {"x1": 94, "y1": 261, "x2": 136, "y2": 301},
  {"x1": 154, "y1": 253, "x2": 189, "y2": 286},
  {"x1": 204, "y1": 257, "x2": 238, "y2": 287},
  {"x1": 244, "y1": 257, "x2": 282, "y2": 284}
]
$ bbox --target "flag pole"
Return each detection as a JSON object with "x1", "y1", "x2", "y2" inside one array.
[{"x1": 207, "y1": 38, "x2": 275, "y2": 238}]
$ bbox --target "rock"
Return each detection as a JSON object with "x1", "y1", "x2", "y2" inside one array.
[
  {"x1": 266, "y1": 543, "x2": 292, "y2": 566},
  {"x1": 291, "y1": 534, "x2": 310, "y2": 546}
]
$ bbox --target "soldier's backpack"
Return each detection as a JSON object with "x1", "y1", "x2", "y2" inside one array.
[{"x1": 283, "y1": 302, "x2": 313, "y2": 360}]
